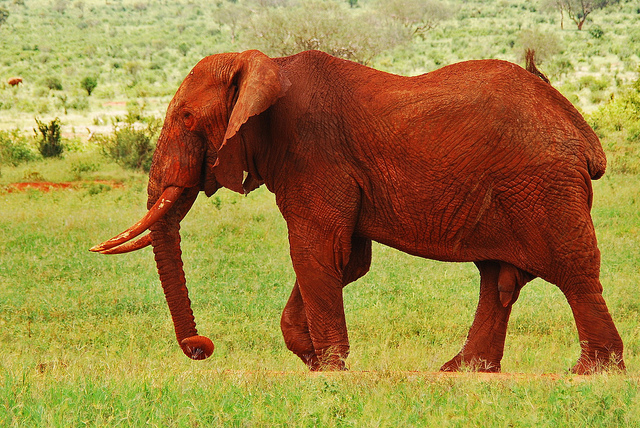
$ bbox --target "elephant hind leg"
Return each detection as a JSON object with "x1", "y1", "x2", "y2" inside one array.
[
  {"x1": 542, "y1": 218, "x2": 625, "y2": 374},
  {"x1": 441, "y1": 260, "x2": 532, "y2": 373},
  {"x1": 558, "y1": 276, "x2": 625, "y2": 374}
]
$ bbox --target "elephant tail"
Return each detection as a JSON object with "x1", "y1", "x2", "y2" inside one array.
[{"x1": 525, "y1": 49, "x2": 550, "y2": 84}]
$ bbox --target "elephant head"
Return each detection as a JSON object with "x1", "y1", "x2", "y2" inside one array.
[{"x1": 91, "y1": 50, "x2": 290, "y2": 360}]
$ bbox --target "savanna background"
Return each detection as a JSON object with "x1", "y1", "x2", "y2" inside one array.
[{"x1": 1, "y1": 0, "x2": 639, "y2": 426}]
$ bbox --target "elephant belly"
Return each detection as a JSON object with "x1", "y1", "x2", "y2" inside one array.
[{"x1": 355, "y1": 180, "x2": 514, "y2": 263}]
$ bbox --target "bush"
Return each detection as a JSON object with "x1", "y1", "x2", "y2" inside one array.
[
  {"x1": 95, "y1": 108, "x2": 161, "y2": 172},
  {"x1": 589, "y1": 86, "x2": 640, "y2": 174},
  {"x1": 34, "y1": 117, "x2": 64, "y2": 158},
  {"x1": 589, "y1": 25, "x2": 605, "y2": 39},
  {"x1": 516, "y1": 27, "x2": 561, "y2": 64},
  {"x1": 0, "y1": 129, "x2": 39, "y2": 166},
  {"x1": 578, "y1": 75, "x2": 610, "y2": 92},
  {"x1": 44, "y1": 76, "x2": 63, "y2": 91}
]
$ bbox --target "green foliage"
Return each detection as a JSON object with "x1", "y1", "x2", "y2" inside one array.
[
  {"x1": 589, "y1": 72, "x2": 640, "y2": 174},
  {"x1": 245, "y1": 0, "x2": 409, "y2": 64},
  {"x1": 44, "y1": 76, "x2": 63, "y2": 91},
  {"x1": 516, "y1": 27, "x2": 561, "y2": 64},
  {"x1": 0, "y1": 128, "x2": 38, "y2": 166},
  {"x1": 0, "y1": 0, "x2": 637, "y2": 124},
  {"x1": 376, "y1": 0, "x2": 454, "y2": 35},
  {"x1": 69, "y1": 159, "x2": 100, "y2": 180},
  {"x1": 95, "y1": 106, "x2": 161, "y2": 172},
  {"x1": 34, "y1": 117, "x2": 64, "y2": 158},
  {"x1": 543, "y1": 0, "x2": 621, "y2": 30},
  {"x1": 0, "y1": 7, "x2": 9, "y2": 28},
  {"x1": 178, "y1": 42, "x2": 189, "y2": 57},
  {"x1": 80, "y1": 76, "x2": 98, "y2": 96},
  {"x1": 589, "y1": 24, "x2": 605, "y2": 38},
  {"x1": 578, "y1": 74, "x2": 610, "y2": 92}
]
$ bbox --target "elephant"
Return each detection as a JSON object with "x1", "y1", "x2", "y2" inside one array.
[
  {"x1": 8, "y1": 77, "x2": 22, "y2": 86},
  {"x1": 92, "y1": 49, "x2": 625, "y2": 374}
]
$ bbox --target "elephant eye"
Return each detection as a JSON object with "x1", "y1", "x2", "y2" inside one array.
[{"x1": 183, "y1": 111, "x2": 195, "y2": 129}]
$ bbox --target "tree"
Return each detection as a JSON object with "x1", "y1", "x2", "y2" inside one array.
[
  {"x1": 81, "y1": 76, "x2": 98, "y2": 95},
  {"x1": 245, "y1": 0, "x2": 409, "y2": 65},
  {"x1": 543, "y1": 0, "x2": 620, "y2": 30},
  {"x1": 216, "y1": 1, "x2": 251, "y2": 44},
  {"x1": 377, "y1": 0, "x2": 453, "y2": 36}
]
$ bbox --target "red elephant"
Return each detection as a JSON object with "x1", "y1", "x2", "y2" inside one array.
[
  {"x1": 8, "y1": 77, "x2": 22, "y2": 86},
  {"x1": 93, "y1": 50, "x2": 624, "y2": 374}
]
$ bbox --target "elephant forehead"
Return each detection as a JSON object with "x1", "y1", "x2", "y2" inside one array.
[{"x1": 189, "y1": 53, "x2": 237, "y2": 81}]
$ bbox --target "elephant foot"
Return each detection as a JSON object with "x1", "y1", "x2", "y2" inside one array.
[
  {"x1": 301, "y1": 346, "x2": 348, "y2": 371},
  {"x1": 440, "y1": 353, "x2": 501, "y2": 373},
  {"x1": 297, "y1": 353, "x2": 320, "y2": 370},
  {"x1": 571, "y1": 351, "x2": 625, "y2": 375}
]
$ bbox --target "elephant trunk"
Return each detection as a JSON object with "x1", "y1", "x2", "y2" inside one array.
[
  {"x1": 91, "y1": 185, "x2": 214, "y2": 360},
  {"x1": 150, "y1": 214, "x2": 214, "y2": 360}
]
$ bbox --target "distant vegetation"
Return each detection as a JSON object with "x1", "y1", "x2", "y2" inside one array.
[{"x1": 0, "y1": 0, "x2": 638, "y2": 173}]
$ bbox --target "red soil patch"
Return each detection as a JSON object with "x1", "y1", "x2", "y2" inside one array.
[
  {"x1": 3, "y1": 180, "x2": 124, "y2": 193},
  {"x1": 102, "y1": 101, "x2": 127, "y2": 107}
]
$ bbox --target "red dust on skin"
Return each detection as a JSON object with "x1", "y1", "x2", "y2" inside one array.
[{"x1": 93, "y1": 49, "x2": 624, "y2": 374}]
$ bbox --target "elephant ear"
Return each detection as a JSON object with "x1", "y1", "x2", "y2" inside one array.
[{"x1": 213, "y1": 50, "x2": 290, "y2": 194}]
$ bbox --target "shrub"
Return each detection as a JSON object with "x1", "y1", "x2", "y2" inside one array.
[
  {"x1": 34, "y1": 117, "x2": 64, "y2": 158},
  {"x1": 95, "y1": 107, "x2": 161, "y2": 172},
  {"x1": 44, "y1": 76, "x2": 63, "y2": 91},
  {"x1": 0, "y1": 129, "x2": 39, "y2": 166},
  {"x1": 589, "y1": 86, "x2": 640, "y2": 174},
  {"x1": 578, "y1": 75, "x2": 610, "y2": 92},
  {"x1": 516, "y1": 28, "x2": 561, "y2": 65},
  {"x1": 589, "y1": 25, "x2": 605, "y2": 39}
]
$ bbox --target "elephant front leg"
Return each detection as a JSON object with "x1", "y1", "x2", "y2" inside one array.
[
  {"x1": 285, "y1": 235, "x2": 356, "y2": 370},
  {"x1": 441, "y1": 261, "x2": 528, "y2": 373},
  {"x1": 296, "y1": 268, "x2": 350, "y2": 371},
  {"x1": 281, "y1": 281, "x2": 320, "y2": 370},
  {"x1": 281, "y1": 237, "x2": 371, "y2": 370}
]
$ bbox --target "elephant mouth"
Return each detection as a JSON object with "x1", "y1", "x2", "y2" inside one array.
[{"x1": 90, "y1": 185, "x2": 184, "y2": 254}]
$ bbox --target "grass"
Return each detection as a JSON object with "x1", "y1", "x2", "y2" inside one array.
[{"x1": 1, "y1": 156, "x2": 639, "y2": 426}]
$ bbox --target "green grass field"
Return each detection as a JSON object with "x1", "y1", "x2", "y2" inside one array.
[{"x1": 1, "y1": 153, "x2": 639, "y2": 426}]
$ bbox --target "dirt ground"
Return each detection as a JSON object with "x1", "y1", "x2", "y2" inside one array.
[{"x1": 3, "y1": 180, "x2": 123, "y2": 193}]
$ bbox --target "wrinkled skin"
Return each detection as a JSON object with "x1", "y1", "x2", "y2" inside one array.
[{"x1": 95, "y1": 50, "x2": 624, "y2": 374}]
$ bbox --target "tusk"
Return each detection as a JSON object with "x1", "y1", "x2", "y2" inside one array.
[
  {"x1": 99, "y1": 233, "x2": 152, "y2": 254},
  {"x1": 90, "y1": 186, "x2": 183, "y2": 253}
]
